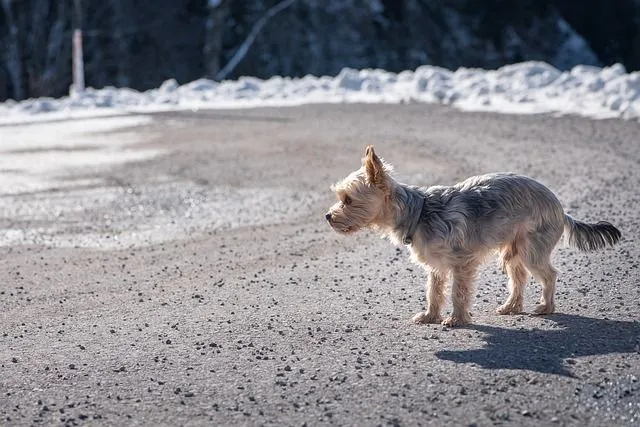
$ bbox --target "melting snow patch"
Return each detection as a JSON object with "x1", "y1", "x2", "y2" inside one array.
[{"x1": 0, "y1": 115, "x2": 159, "y2": 195}]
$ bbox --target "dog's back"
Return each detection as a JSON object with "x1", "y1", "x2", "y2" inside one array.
[{"x1": 417, "y1": 172, "x2": 565, "y2": 253}]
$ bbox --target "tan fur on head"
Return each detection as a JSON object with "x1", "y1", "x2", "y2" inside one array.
[
  {"x1": 325, "y1": 145, "x2": 622, "y2": 327},
  {"x1": 326, "y1": 146, "x2": 396, "y2": 234}
]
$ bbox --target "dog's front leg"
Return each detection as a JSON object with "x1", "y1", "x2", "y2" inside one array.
[
  {"x1": 412, "y1": 269, "x2": 447, "y2": 324},
  {"x1": 442, "y1": 265, "x2": 476, "y2": 327}
]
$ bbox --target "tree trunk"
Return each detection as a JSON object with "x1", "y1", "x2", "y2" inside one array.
[
  {"x1": 29, "y1": 1, "x2": 68, "y2": 97},
  {"x1": 204, "y1": 0, "x2": 231, "y2": 79},
  {"x1": 2, "y1": 0, "x2": 24, "y2": 100},
  {"x1": 112, "y1": 0, "x2": 132, "y2": 87},
  {"x1": 44, "y1": 1, "x2": 69, "y2": 96}
]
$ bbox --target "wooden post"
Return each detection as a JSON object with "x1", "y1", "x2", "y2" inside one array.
[{"x1": 72, "y1": 0, "x2": 85, "y2": 94}]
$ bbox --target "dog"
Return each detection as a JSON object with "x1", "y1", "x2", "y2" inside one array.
[{"x1": 325, "y1": 145, "x2": 621, "y2": 327}]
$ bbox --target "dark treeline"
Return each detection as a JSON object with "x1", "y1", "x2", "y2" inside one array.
[{"x1": 1, "y1": 0, "x2": 639, "y2": 101}]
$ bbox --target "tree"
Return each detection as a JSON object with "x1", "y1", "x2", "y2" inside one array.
[
  {"x1": 111, "y1": 0, "x2": 133, "y2": 87},
  {"x1": 1, "y1": 0, "x2": 24, "y2": 100}
]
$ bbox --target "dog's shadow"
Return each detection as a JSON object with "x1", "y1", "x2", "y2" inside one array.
[{"x1": 435, "y1": 314, "x2": 639, "y2": 377}]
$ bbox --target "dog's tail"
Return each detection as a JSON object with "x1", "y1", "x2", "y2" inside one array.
[{"x1": 563, "y1": 214, "x2": 621, "y2": 252}]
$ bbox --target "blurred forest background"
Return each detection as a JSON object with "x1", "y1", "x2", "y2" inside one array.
[{"x1": 1, "y1": 0, "x2": 639, "y2": 101}]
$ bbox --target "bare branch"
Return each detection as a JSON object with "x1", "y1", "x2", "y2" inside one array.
[{"x1": 216, "y1": 0, "x2": 298, "y2": 81}]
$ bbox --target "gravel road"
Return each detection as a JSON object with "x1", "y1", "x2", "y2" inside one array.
[{"x1": 1, "y1": 104, "x2": 639, "y2": 426}]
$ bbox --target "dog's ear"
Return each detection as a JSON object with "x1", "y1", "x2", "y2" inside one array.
[{"x1": 363, "y1": 145, "x2": 386, "y2": 188}]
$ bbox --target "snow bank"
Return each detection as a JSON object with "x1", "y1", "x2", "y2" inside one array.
[{"x1": 1, "y1": 61, "x2": 639, "y2": 124}]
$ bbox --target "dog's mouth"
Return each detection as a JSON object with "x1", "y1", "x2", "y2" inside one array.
[
  {"x1": 326, "y1": 214, "x2": 359, "y2": 234},
  {"x1": 337, "y1": 225, "x2": 359, "y2": 234}
]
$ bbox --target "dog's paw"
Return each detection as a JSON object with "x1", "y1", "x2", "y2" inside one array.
[
  {"x1": 496, "y1": 303, "x2": 523, "y2": 315},
  {"x1": 412, "y1": 311, "x2": 442, "y2": 324},
  {"x1": 442, "y1": 315, "x2": 471, "y2": 327},
  {"x1": 533, "y1": 303, "x2": 554, "y2": 315}
]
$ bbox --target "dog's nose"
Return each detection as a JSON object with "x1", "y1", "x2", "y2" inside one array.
[{"x1": 325, "y1": 212, "x2": 332, "y2": 222}]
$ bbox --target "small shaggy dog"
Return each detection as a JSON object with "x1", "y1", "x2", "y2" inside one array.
[{"x1": 325, "y1": 146, "x2": 621, "y2": 327}]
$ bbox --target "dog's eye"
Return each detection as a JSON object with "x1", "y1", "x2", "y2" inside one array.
[{"x1": 343, "y1": 195, "x2": 352, "y2": 206}]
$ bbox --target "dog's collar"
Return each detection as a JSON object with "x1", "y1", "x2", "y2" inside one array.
[{"x1": 402, "y1": 196, "x2": 425, "y2": 246}]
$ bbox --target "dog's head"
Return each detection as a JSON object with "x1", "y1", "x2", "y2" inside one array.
[{"x1": 325, "y1": 145, "x2": 393, "y2": 234}]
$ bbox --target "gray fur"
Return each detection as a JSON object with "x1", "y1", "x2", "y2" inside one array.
[
  {"x1": 393, "y1": 173, "x2": 568, "y2": 262},
  {"x1": 391, "y1": 173, "x2": 621, "y2": 260}
]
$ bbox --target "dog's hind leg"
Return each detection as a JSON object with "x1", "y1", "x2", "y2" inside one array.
[
  {"x1": 496, "y1": 237, "x2": 529, "y2": 315},
  {"x1": 412, "y1": 269, "x2": 448, "y2": 324},
  {"x1": 522, "y1": 229, "x2": 561, "y2": 315},
  {"x1": 496, "y1": 259, "x2": 528, "y2": 315},
  {"x1": 527, "y1": 258, "x2": 558, "y2": 315}
]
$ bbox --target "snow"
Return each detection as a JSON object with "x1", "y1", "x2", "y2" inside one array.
[{"x1": 1, "y1": 61, "x2": 640, "y2": 125}]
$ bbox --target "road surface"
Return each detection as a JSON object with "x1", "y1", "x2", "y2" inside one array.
[{"x1": 1, "y1": 104, "x2": 639, "y2": 426}]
